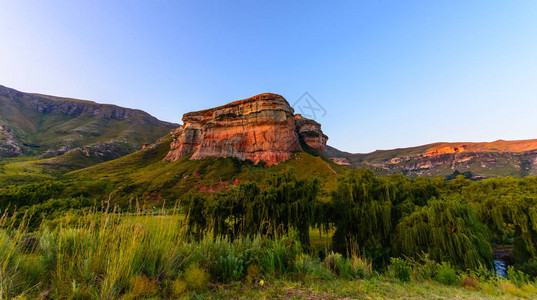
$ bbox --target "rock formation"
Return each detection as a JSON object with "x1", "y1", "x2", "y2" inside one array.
[
  {"x1": 164, "y1": 93, "x2": 328, "y2": 166},
  {"x1": 326, "y1": 139, "x2": 537, "y2": 178},
  {"x1": 294, "y1": 114, "x2": 328, "y2": 153},
  {"x1": 0, "y1": 124, "x2": 23, "y2": 157}
]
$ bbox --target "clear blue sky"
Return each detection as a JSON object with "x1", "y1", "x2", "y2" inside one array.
[{"x1": 1, "y1": 1, "x2": 536, "y2": 153}]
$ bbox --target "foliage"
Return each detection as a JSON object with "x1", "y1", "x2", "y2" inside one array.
[
  {"x1": 0, "y1": 209, "x2": 533, "y2": 298},
  {"x1": 393, "y1": 197, "x2": 493, "y2": 270},
  {"x1": 183, "y1": 263, "x2": 210, "y2": 292},
  {"x1": 507, "y1": 265, "x2": 530, "y2": 287},
  {"x1": 184, "y1": 169, "x2": 320, "y2": 246},
  {"x1": 436, "y1": 262, "x2": 458, "y2": 285},
  {"x1": 324, "y1": 169, "x2": 393, "y2": 264},
  {"x1": 390, "y1": 257, "x2": 411, "y2": 282}
]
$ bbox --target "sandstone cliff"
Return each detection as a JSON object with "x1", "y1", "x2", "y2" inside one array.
[{"x1": 165, "y1": 93, "x2": 328, "y2": 165}]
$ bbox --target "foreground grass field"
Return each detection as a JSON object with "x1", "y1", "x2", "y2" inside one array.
[
  {"x1": 1, "y1": 210, "x2": 536, "y2": 299},
  {"x1": 208, "y1": 278, "x2": 537, "y2": 299}
]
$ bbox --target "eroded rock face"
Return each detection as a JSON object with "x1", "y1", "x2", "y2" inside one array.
[
  {"x1": 165, "y1": 93, "x2": 328, "y2": 166},
  {"x1": 294, "y1": 114, "x2": 328, "y2": 153},
  {"x1": 0, "y1": 124, "x2": 24, "y2": 157}
]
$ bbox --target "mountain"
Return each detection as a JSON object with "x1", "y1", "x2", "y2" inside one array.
[
  {"x1": 0, "y1": 85, "x2": 177, "y2": 182},
  {"x1": 326, "y1": 139, "x2": 537, "y2": 178},
  {"x1": 165, "y1": 93, "x2": 328, "y2": 165},
  {"x1": 63, "y1": 93, "x2": 339, "y2": 203}
]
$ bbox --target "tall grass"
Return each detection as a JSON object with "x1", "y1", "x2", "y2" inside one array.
[{"x1": 0, "y1": 206, "x2": 535, "y2": 298}]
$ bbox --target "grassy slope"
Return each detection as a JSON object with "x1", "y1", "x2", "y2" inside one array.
[
  {"x1": 67, "y1": 136, "x2": 345, "y2": 204},
  {"x1": 0, "y1": 85, "x2": 177, "y2": 184}
]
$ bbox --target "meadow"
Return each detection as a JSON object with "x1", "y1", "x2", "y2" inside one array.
[
  {"x1": 1, "y1": 208, "x2": 537, "y2": 299},
  {"x1": 2, "y1": 162, "x2": 537, "y2": 298}
]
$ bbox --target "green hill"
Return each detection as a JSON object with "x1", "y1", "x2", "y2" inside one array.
[
  {"x1": 0, "y1": 85, "x2": 177, "y2": 183},
  {"x1": 64, "y1": 135, "x2": 345, "y2": 205}
]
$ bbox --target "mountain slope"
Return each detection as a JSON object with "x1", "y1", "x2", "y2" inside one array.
[
  {"x1": 326, "y1": 139, "x2": 537, "y2": 178},
  {"x1": 0, "y1": 85, "x2": 177, "y2": 158},
  {"x1": 63, "y1": 134, "x2": 344, "y2": 205},
  {"x1": 0, "y1": 85, "x2": 178, "y2": 184}
]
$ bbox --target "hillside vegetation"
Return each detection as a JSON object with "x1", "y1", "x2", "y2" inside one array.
[{"x1": 0, "y1": 85, "x2": 177, "y2": 183}]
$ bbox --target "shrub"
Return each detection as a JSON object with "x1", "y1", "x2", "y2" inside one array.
[
  {"x1": 129, "y1": 275, "x2": 158, "y2": 297},
  {"x1": 436, "y1": 262, "x2": 458, "y2": 285},
  {"x1": 405, "y1": 253, "x2": 439, "y2": 281},
  {"x1": 478, "y1": 281, "x2": 500, "y2": 296},
  {"x1": 261, "y1": 238, "x2": 300, "y2": 277},
  {"x1": 246, "y1": 264, "x2": 260, "y2": 284},
  {"x1": 349, "y1": 255, "x2": 372, "y2": 279},
  {"x1": 461, "y1": 277, "x2": 479, "y2": 290},
  {"x1": 294, "y1": 253, "x2": 333, "y2": 280},
  {"x1": 507, "y1": 265, "x2": 530, "y2": 287},
  {"x1": 213, "y1": 250, "x2": 245, "y2": 283},
  {"x1": 518, "y1": 259, "x2": 537, "y2": 278},
  {"x1": 325, "y1": 252, "x2": 352, "y2": 279},
  {"x1": 171, "y1": 279, "x2": 187, "y2": 297},
  {"x1": 390, "y1": 257, "x2": 411, "y2": 282},
  {"x1": 183, "y1": 263, "x2": 209, "y2": 292}
]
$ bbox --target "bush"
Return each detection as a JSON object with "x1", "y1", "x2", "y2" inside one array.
[
  {"x1": 213, "y1": 249, "x2": 245, "y2": 283},
  {"x1": 183, "y1": 263, "x2": 209, "y2": 292},
  {"x1": 129, "y1": 275, "x2": 158, "y2": 297},
  {"x1": 325, "y1": 252, "x2": 352, "y2": 279},
  {"x1": 294, "y1": 253, "x2": 333, "y2": 280},
  {"x1": 499, "y1": 281, "x2": 526, "y2": 297},
  {"x1": 461, "y1": 277, "x2": 479, "y2": 290},
  {"x1": 390, "y1": 257, "x2": 411, "y2": 282},
  {"x1": 507, "y1": 265, "x2": 530, "y2": 287},
  {"x1": 349, "y1": 255, "x2": 372, "y2": 279},
  {"x1": 261, "y1": 238, "x2": 301, "y2": 277},
  {"x1": 405, "y1": 253, "x2": 439, "y2": 281},
  {"x1": 246, "y1": 264, "x2": 260, "y2": 283},
  {"x1": 171, "y1": 279, "x2": 187, "y2": 297},
  {"x1": 436, "y1": 262, "x2": 458, "y2": 285},
  {"x1": 518, "y1": 259, "x2": 537, "y2": 278}
]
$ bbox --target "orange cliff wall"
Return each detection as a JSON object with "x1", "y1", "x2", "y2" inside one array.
[{"x1": 164, "y1": 93, "x2": 328, "y2": 166}]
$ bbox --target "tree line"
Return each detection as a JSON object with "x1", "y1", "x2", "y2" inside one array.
[{"x1": 184, "y1": 169, "x2": 537, "y2": 275}]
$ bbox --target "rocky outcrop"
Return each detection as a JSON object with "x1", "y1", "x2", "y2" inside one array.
[
  {"x1": 326, "y1": 140, "x2": 537, "y2": 178},
  {"x1": 294, "y1": 114, "x2": 328, "y2": 153},
  {"x1": 0, "y1": 125, "x2": 24, "y2": 157},
  {"x1": 164, "y1": 93, "x2": 328, "y2": 166}
]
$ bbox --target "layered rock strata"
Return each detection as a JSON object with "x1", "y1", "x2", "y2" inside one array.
[
  {"x1": 294, "y1": 114, "x2": 328, "y2": 153},
  {"x1": 164, "y1": 93, "x2": 328, "y2": 166}
]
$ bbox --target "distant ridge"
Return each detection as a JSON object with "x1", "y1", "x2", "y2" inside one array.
[{"x1": 326, "y1": 139, "x2": 537, "y2": 178}]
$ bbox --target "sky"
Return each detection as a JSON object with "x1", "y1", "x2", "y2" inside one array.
[{"x1": 1, "y1": 1, "x2": 536, "y2": 153}]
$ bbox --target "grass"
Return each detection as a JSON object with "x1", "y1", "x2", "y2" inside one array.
[
  {"x1": 62, "y1": 137, "x2": 345, "y2": 205},
  {"x1": 209, "y1": 278, "x2": 513, "y2": 299},
  {"x1": 0, "y1": 209, "x2": 535, "y2": 299}
]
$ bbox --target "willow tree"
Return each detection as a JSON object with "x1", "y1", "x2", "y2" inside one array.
[
  {"x1": 327, "y1": 169, "x2": 393, "y2": 263},
  {"x1": 393, "y1": 196, "x2": 493, "y2": 270},
  {"x1": 461, "y1": 177, "x2": 537, "y2": 264},
  {"x1": 250, "y1": 169, "x2": 320, "y2": 246},
  {"x1": 183, "y1": 169, "x2": 320, "y2": 247},
  {"x1": 475, "y1": 193, "x2": 537, "y2": 263}
]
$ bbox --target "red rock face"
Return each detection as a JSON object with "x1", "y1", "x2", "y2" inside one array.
[{"x1": 165, "y1": 93, "x2": 328, "y2": 166}]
